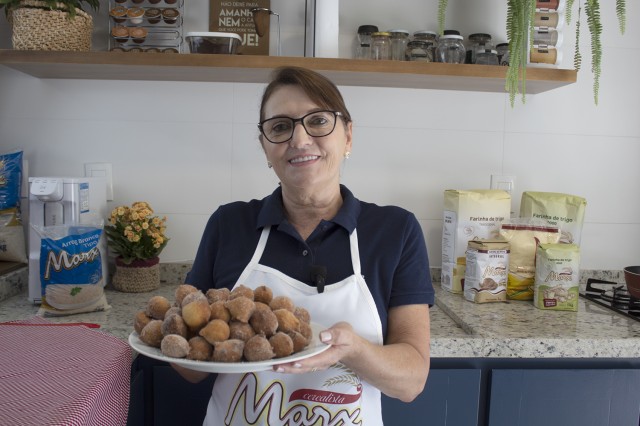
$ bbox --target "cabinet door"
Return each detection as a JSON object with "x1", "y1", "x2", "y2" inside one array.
[
  {"x1": 488, "y1": 369, "x2": 640, "y2": 426},
  {"x1": 382, "y1": 369, "x2": 482, "y2": 426}
]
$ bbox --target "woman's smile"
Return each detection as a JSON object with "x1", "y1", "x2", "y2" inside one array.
[{"x1": 289, "y1": 155, "x2": 321, "y2": 165}]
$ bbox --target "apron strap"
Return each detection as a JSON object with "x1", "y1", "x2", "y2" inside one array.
[{"x1": 350, "y1": 229, "x2": 361, "y2": 276}]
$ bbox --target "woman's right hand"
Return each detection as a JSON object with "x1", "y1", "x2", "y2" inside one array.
[{"x1": 171, "y1": 362, "x2": 210, "y2": 383}]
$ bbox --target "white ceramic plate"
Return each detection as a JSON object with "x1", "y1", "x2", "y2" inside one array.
[{"x1": 128, "y1": 322, "x2": 331, "y2": 373}]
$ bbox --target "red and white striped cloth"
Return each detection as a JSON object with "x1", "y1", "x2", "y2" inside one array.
[{"x1": 0, "y1": 317, "x2": 132, "y2": 426}]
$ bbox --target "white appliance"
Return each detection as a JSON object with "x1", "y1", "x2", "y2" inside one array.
[{"x1": 28, "y1": 177, "x2": 108, "y2": 303}]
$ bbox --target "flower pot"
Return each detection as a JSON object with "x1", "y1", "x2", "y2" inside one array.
[
  {"x1": 9, "y1": 0, "x2": 93, "y2": 51},
  {"x1": 112, "y1": 257, "x2": 160, "y2": 293}
]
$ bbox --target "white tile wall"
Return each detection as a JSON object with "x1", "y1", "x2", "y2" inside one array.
[{"x1": 1, "y1": 0, "x2": 638, "y2": 270}]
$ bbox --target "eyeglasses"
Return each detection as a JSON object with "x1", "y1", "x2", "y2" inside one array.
[{"x1": 258, "y1": 110, "x2": 344, "y2": 144}]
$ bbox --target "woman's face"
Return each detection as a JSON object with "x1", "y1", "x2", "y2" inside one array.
[{"x1": 261, "y1": 85, "x2": 352, "y2": 193}]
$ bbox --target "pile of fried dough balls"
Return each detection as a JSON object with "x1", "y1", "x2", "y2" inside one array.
[{"x1": 134, "y1": 284, "x2": 313, "y2": 363}]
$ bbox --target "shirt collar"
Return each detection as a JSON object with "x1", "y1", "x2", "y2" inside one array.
[{"x1": 256, "y1": 185, "x2": 360, "y2": 233}]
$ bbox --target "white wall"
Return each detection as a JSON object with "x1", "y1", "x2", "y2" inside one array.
[{"x1": 0, "y1": 0, "x2": 638, "y2": 270}]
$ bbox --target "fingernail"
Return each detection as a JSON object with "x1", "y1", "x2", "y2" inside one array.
[
  {"x1": 320, "y1": 331, "x2": 331, "y2": 343},
  {"x1": 293, "y1": 362, "x2": 302, "y2": 368},
  {"x1": 276, "y1": 367, "x2": 284, "y2": 373}
]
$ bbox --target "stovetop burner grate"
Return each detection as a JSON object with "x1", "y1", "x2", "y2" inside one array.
[{"x1": 580, "y1": 278, "x2": 640, "y2": 322}]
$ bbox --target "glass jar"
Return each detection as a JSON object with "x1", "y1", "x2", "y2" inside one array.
[
  {"x1": 356, "y1": 25, "x2": 378, "y2": 59},
  {"x1": 370, "y1": 31, "x2": 391, "y2": 60},
  {"x1": 534, "y1": 9, "x2": 562, "y2": 28},
  {"x1": 413, "y1": 30, "x2": 438, "y2": 62},
  {"x1": 387, "y1": 29, "x2": 410, "y2": 61},
  {"x1": 467, "y1": 33, "x2": 493, "y2": 64},
  {"x1": 532, "y1": 27, "x2": 562, "y2": 47},
  {"x1": 436, "y1": 34, "x2": 466, "y2": 64},
  {"x1": 405, "y1": 40, "x2": 432, "y2": 62},
  {"x1": 496, "y1": 43, "x2": 509, "y2": 66},
  {"x1": 475, "y1": 49, "x2": 499, "y2": 65}
]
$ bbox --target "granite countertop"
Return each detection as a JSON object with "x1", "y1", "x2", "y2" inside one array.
[{"x1": 2, "y1": 265, "x2": 640, "y2": 359}]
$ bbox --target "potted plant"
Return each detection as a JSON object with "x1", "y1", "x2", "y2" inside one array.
[
  {"x1": 105, "y1": 201, "x2": 169, "y2": 293},
  {"x1": 0, "y1": 0, "x2": 100, "y2": 51},
  {"x1": 437, "y1": 0, "x2": 627, "y2": 106}
]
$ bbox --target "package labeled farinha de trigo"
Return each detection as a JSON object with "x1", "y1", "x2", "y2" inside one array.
[
  {"x1": 520, "y1": 191, "x2": 586, "y2": 245},
  {"x1": 464, "y1": 239, "x2": 509, "y2": 303},
  {"x1": 534, "y1": 243, "x2": 581, "y2": 311},
  {"x1": 441, "y1": 189, "x2": 511, "y2": 294}
]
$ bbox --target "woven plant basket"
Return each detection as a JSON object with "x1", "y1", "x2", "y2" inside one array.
[
  {"x1": 112, "y1": 257, "x2": 160, "y2": 293},
  {"x1": 9, "y1": 0, "x2": 93, "y2": 51}
]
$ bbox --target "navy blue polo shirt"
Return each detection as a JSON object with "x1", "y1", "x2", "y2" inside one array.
[{"x1": 185, "y1": 185, "x2": 434, "y2": 338}]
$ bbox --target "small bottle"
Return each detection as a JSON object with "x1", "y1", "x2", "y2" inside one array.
[
  {"x1": 467, "y1": 33, "x2": 493, "y2": 64},
  {"x1": 436, "y1": 31, "x2": 466, "y2": 64},
  {"x1": 496, "y1": 43, "x2": 510, "y2": 66},
  {"x1": 413, "y1": 30, "x2": 438, "y2": 62},
  {"x1": 475, "y1": 49, "x2": 499, "y2": 65},
  {"x1": 356, "y1": 25, "x2": 378, "y2": 59},
  {"x1": 370, "y1": 31, "x2": 391, "y2": 60},
  {"x1": 387, "y1": 29, "x2": 410, "y2": 61},
  {"x1": 406, "y1": 40, "x2": 432, "y2": 62},
  {"x1": 532, "y1": 27, "x2": 562, "y2": 47}
]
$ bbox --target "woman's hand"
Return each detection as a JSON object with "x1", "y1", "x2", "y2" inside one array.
[{"x1": 273, "y1": 321, "x2": 360, "y2": 374}]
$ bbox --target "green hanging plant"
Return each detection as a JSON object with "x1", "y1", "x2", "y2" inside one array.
[
  {"x1": 505, "y1": 0, "x2": 535, "y2": 106},
  {"x1": 437, "y1": 0, "x2": 447, "y2": 36}
]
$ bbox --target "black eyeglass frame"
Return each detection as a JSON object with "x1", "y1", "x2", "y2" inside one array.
[{"x1": 257, "y1": 110, "x2": 344, "y2": 144}]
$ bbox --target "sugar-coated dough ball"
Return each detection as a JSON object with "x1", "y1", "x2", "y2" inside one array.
[
  {"x1": 181, "y1": 290, "x2": 207, "y2": 308},
  {"x1": 229, "y1": 321, "x2": 256, "y2": 342},
  {"x1": 187, "y1": 336, "x2": 213, "y2": 361},
  {"x1": 254, "y1": 285, "x2": 273, "y2": 305},
  {"x1": 175, "y1": 284, "x2": 199, "y2": 307},
  {"x1": 209, "y1": 301, "x2": 231, "y2": 322},
  {"x1": 161, "y1": 313, "x2": 188, "y2": 338},
  {"x1": 134, "y1": 310, "x2": 152, "y2": 335},
  {"x1": 299, "y1": 321, "x2": 313, "y2": 341},
  {"x1": 288, "y1": 331, "x2": 310, "y2": 353},
  {"x1": 244, "y1": 335, "x2": 275, "y2": 362},
  {"x1": 140, "y1": 320, "x2": 163, "y2": 348},
  {"x1": 213, "y1": 339, "x2": 245, "y2": 363},
  {"x1": 229, "y1": 284, "x2": 254, "y2": 301},
  {"x1": 249, "y1": 307, "x2": 278, "y2": 337},
  {"x1": 225, "y1": 296, "x2": 255, "y2": 323},
  {"x1": 161, "y1": 334, "x2": 190, "y2": 358},
  {"x1": 199, "y1": 319, "x2": 231, "y2": 344},
  {"x1": 206, "y1": 287, "x2": 230, "y2": 304},
  {"x1": 274, "y1": 309, "x2": 300, "y2": 334},
  {"x1": 182, "y1": 299, "x2": 211, "y2": 331},
  {"x1": 146, "y1": 296, "x2": 171, "y2": 320},
  {"x1": 269, "y1": 296, "x2": 295, "y2": 312},
  {"x1": 164, "y1": 306, "x2": 181, "y2": 320},
  {"x1": 294, "y1": 306, "x2": 311, "y2": 324},
  {"x1": 269, "y1": 332, "x2": 294, "y2": 358}
]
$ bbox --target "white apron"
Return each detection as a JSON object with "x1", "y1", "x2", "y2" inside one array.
[{"x1": 204, "y1": 226, "x2": 385, "y2": 426}]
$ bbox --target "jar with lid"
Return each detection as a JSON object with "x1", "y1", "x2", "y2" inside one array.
[
  {"x1": 532, "y1": 27, "x2": 562, "y2": 47},
  {"x1": 405, "y1": 40, "x2": 432, "y2": 62},
  {"x1": 413, "y1": 30, "x2": 438, "y2": 61},
  {"x1": 370, "y1": 31, "x2": 391, "y2": 60},
  {"x1": 387, "y1": 29, "x2": 409, "y2": 61},
  {"x1": 467, "y1": 33, "x2": 493, "y2": 64},
  {"x1": 475, "y1": 49, "x2": 499, "y2": 65},
  {"x1": 356, "y1": 25, "x2": 378, "y2": 59},
  {"x1": 436, "y1": 31, "x2": 466, "y2": 64},
  {"x1": 496, "y1": 43, "x2": 509, "y2": 65}
]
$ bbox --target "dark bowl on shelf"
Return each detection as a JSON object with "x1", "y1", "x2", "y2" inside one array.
[{"x1": 624, "y1": 266, "x2": 640, "y2": 299}]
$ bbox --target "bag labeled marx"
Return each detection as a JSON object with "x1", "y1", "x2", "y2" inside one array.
[
  {"x1": 520, "y1": 191, "x2": 586, "y2": 245},
  {"x1": 441, "y1": 189, "x2": 511, "y2": 294},
  {"x1": 534, "y1": 243, "x2": 581, "y2": 311}
]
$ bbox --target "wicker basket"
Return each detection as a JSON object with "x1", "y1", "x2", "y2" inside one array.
[
  {"x1": 112, "y1": 257, "x2": 160, "y2": 293},
  {"x1": 9, "y1": 0, "x2": 93, "y2": 51}
]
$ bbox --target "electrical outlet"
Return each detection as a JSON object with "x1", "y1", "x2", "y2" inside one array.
[
  {"x1": 490, "y1": 174, "x2": 515, "y2": 194},
  {"x1": 84, "y1": 163, "x2": 114, "y2": 201}
]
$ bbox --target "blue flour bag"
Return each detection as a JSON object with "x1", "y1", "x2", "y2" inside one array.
[
  {"x1": 37, "y1": 224, "x2": 106, "y2": 311},
  {"x1": 0, "y1": 150, "x2": 23, "y2": 210}
]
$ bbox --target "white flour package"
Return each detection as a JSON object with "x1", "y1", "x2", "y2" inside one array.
[
  {"x1": 441, "y1": 189, "x2": 511, "y2": 294},
  {"x1": 520, "y1": 191, "x2": 587, "y2": 245}
]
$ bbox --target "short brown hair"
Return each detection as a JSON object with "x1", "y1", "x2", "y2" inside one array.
[{"x1": 259, "y1": 67, "x2": 352, "y2": 123}]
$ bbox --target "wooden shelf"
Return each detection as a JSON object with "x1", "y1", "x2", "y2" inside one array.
[{"x1": 0, "y1": 50, "x2": 577, "y2": 94}]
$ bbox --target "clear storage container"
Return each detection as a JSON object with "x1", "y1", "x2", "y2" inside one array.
[
  {"x1": 388, "y1": 29, "x2": 410, "y2": 61},
  {"x1": 436, "y1": 32, "x2": 466, "y2": 64},
  {"x1": 405, "y1": 40, "x2": 432, "y2": 62},
  {"x1": 370, "y1": 31, "x2": 391, "y2": 60},
  {"x1": 467, "y1": 33, "x2": 493, "y2": 64},
  {"x1": 356, "y1": 25, "x2": 378, "y2": 59}
]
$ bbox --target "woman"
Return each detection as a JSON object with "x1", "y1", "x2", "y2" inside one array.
[{"x1": 180, "y1": 66, "x2": 434, "y2": 425}]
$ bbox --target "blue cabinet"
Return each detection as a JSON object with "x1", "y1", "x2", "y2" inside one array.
[
  {"x1": 488, "y1": 369, "x2": 640, "y2": 426},
  {"x1": 382, "y1": 369, "x2": 482, "y2": 426}
]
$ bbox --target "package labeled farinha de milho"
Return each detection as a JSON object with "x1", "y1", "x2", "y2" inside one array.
[
  {"x1": 520, "y1": 191, "x2": 586, "y2": 245},
  {"x1": 464, "y1": 239, "x2": 510, "y2": 303},
  {"x1": 441, "y1": 189, "x2": 511, "y2": 294},
  {"x1": 534, "y1": 243, "x2": 581, "y2": 311}
]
